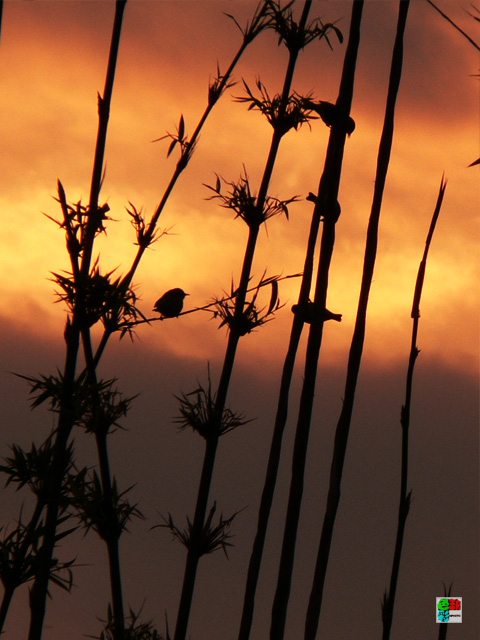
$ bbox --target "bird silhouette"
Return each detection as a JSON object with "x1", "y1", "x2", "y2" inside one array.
[
  {"x1": 153, "y1": 288, "x2": 188, "y2": 319},
  {"x1": 306, "y1": 192, "x2": 341, "y2": 223},
  {"x1": 292, "y1": 301, "x2": 342, "y2": 324},
  {"x1": 306, "y1": 99, "x2": 355, "y2": 136}
]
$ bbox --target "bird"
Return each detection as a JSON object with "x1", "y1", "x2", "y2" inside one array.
[
  {"x1": 306, "y1": 192, "x2": 341, "y2": 223},
  {"x1": 153, "y1": 288, "x2": 188, "y2": 319},
  {"x1": 292, "y1": 301, "x2": 342, "y2": 324},
  {"x1": 306, "y1": 99, "x2": 355, "y2": 136}
]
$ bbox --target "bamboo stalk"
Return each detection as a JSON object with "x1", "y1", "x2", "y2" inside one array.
[
  {"x1": 381, "y1": 176, "x2": 446, "y2": 640},
  {"x1": 268, "y1": 3, "x2": 365, "y2": 639},
  {"x1": 27, "y1": 4, "x2": 128, "y2": 639},
  {"x1": 174, "y1": 5, "x2": 318, "y2": 638},
  {"x1": 304, "y1": 3, "x2": 410, "y2": 638}
]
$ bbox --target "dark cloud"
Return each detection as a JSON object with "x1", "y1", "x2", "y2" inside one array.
[{"x1": 0, "y1": 313, "x2": 477, "y2": 638}]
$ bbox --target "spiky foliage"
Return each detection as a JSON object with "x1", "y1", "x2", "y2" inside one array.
[
  {"x1": 212, "y1": 274, "x2": 282, "y2": 336},
  {"x1": 52, "y1": 261, "x2": 147, "y2": 336},
  {"x1": 264, "y1": 0, "x2": 343, "y2": 52},
  {"x1": 126, "y1": 201, "x2": 172, "y2": 250},
  {"x1": 0, "y1": 517, "x2": 75, "y2": 592},
  {"x1": 0, "y1": 437, "x2": 75, "y2": 508},
  {"x1": 236, "y1": 79, "x2": 316, "y2": 135},
  {"x1": 68, "y1": 471, "x2": 143, "y2": 542},
  {"x1": 208, "y1": 61, "x2": 237, "y2": 106},
  {"x1": 175, "y1": 374, "x2": 250, "y2": 440},
  {"x1": 224, "y1": 0, "x2": 273, "y2": 45},
  {"x1": 158, "y1": 502, "x2": 240, "y2": 558},
  {"x1": 46, "y1": 180, "x2": 111, "y2": 261},
  {"x1": 205, "y1": 169, "x2": 298, "y2": 228},
  {"x1": 153, "y1": 114, "x2": 199, "y2": 172},
  {"x1": 90, "y1": 604, "x2": 163, "y2": 640},
  {"x1": 79, "y1": 380, "x2": 136, "y2": 436}
]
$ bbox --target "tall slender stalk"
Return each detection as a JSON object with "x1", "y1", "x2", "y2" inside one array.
[
  {"x1": 27, "y1": 3, "x2": 127, "y2": 639},
  {"x1": 269, "y1": 4, "x2": 364, "y2": 639},
  {"x1": 173, "y1": 5, "x2": 326, "y2": 638},
  {"x1": 381, "y1": 176, "x2": 446, "y2": 640},
  {"x1": 27, "y1": 5, "x2": 267, "y2": 639},
  {"x1": 238, "y1": 3, "x2": 364, "y2": 638},
  {"x1": 304, "y1": 3, "x2": 410, "y2": 639},
  {"x1": 81, "y1": 326, "x2": 126, "y2": 639}
]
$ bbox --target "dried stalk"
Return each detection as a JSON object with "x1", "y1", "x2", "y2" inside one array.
[
  {"x1": 27, "y1": 3, "x2": 128, "y2": 639},
  {"x1": 304, "y1": 3, "x2": 410, "y2": 638},
  {"x1": 268, "y1": 3, "x2": 364, "y2": 639},
  {"x1": 381, "y1": 176, "x2": 446, "y2": 640}
]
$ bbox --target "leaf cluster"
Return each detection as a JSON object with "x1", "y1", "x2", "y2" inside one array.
[
  {"x1": 53, "y1": 261, "x2": 147, "y2": 335},
  {"x1": 205, "y1": 169, "x2": 298, "y2": 227},
  {"x1": 0, "y1": 437, "x2": 75, "y2": 508},
  {"x1": 213, "y1": 274, "x2": 283, "y2": 336},
  {"x1": 47, "y1": 181, "x2": 111, "y2": 261},
  {"x1": 91, "y1": 604, "x2": 163, "y2": 640},
  {"x1": 0, "y1": 517, "x2": 75, "y2": 592},
  {"x1": 126, "y1": 201, "x2": 172, "y2": 251},
  {"x1": 158, "y1": 502, "x2": 240, "y2": 558},
  {"x1": 153, "y1": 114, "x2": 197, "y2": 171},
  {"x1": 208, "y1": 61, "x2": 237, "y2": 106},
  {"x1": 264, "y1": 0, "x2": 343, "y2": 52},
  {"x1": 15, "y1": 374, "x2": 133, "y2": 436},
  {"x1": 68, "y1": 471, "x2": 143, "y2": 542},
  {"x1": 225, "y1": 0, "x2": 273, "y2": 45},
  {"x1": 236, "y1": 79, "x2": 317, "y2": 135},
  {"x1": 175, "y1": 374, "x2": 250, "y2": 440},
  {"x1": 79, "y1": 380, "x2": 136, "y2": 436}
]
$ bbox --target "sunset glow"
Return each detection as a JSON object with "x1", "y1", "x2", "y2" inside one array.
[{"x1": 0, "y1": 1, "x2": 478, "y2": 639}]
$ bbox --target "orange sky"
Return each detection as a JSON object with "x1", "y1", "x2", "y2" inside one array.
[
  {"x1": 0, "y1": 3, "x2": 478, "y2": 639},
  {"x1": 0, "y1": 0, "x2": 478, "y2": 375}
]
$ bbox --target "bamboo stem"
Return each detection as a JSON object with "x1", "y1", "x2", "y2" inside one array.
[
  {"x1": 27, "y1": 4, "x2": 128, "y2": 638},
  {"x1": 304, "y1": 3, "x2": 410, "y2": 638},
  {"x1": 268, "y1": 3, "x2": 365, "y2": 639},
  {"x1": 382, "y1": 176, "x2": 446, "y2": 640}
]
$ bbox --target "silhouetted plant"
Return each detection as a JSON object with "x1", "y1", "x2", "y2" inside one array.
[
  {"x1": 2, "y1": 1, "x2": 272, "y2": 637},
  {"x1": 90, "y1": 604, "x2": 163, "y2": 640},
  {"x1": 303, "y1": 3, "x2": 410, "y2": 638},
  {"x1": 381, "y1": 176, "x2": 446, "y2": 640},
  {"x1": 0, "y1": 435, "x2": 80, "y2": 633},
  {"x1": 175, "y1": 375, "x2": 250, "y2": 439},
  {"x1": 168, "y1": 3, "x2": 332, "y2": 639},
  {"x1": 158, "y1": 502, "x2": 240, "y2": 559}
]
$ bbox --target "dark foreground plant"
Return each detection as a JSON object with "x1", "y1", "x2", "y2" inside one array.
[
  {"x1": 303, "y1": 3, "x2": 410, "y2": 638},
  {"x1": 162, "y1": 3, "x2": 340, "y2": 639},
  {"x1": 267, "y1": 3, "x2": 363, "y2": 639},
  {"x1": 1, "y1": 2, "x2": 273, "y2": 637},
  {"x1": 25, "y1": 4, "x2": 128, "y2": 637},
  {"x1": 238, "y1": 1, "x2": 359, "y2": 637},
  {"x1": 381, "y1": 176, "x2": 446, "y2": 640}
]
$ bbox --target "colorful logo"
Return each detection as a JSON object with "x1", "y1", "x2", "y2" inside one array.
[{"x1": 436, "y1": 597, "x2": 462, "y2": 623}]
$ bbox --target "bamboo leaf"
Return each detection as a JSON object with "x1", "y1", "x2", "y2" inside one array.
[{"x1": 267, "y1": 280, "x2": 278, "y2": 315}]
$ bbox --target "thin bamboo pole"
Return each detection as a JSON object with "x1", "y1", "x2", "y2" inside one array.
[{"x1": 304, "y1": 3, "x2": 410, "y2": 638}]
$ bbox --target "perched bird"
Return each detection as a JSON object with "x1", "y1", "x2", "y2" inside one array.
[
  {"x1": 306, "y1": 99, "x2": 355, "y2": 136},
  {"x1": 153, "y1": 288, "x2": 188, "y2": 319},
  {"x1": 292, "y1": 301, "x2": 342, "y2": 324},
  {"x1": 306, "y1": 192, "x2": 341, "y2": 223}
]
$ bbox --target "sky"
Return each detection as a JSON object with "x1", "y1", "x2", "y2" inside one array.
[{"x1": 0, "y1": 0, "x2": 478, "y2": 639}]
